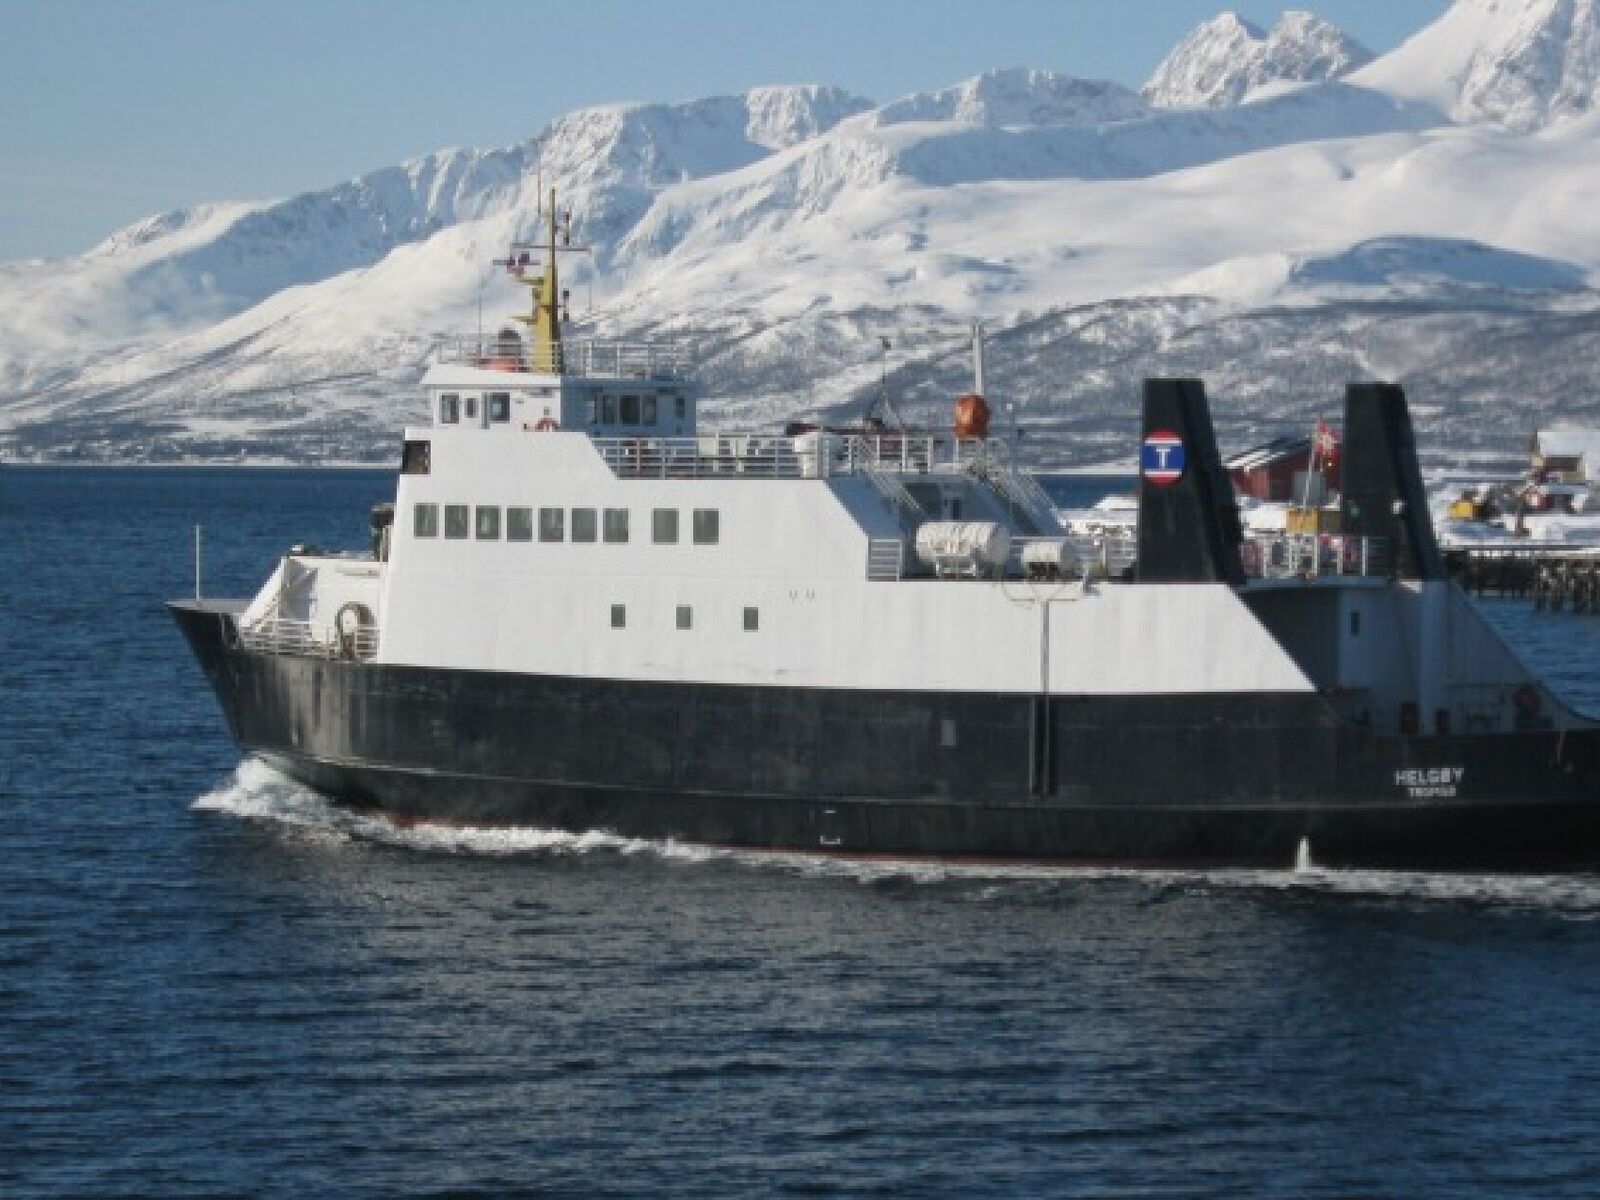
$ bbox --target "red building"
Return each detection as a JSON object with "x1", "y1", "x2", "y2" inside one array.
[
  {"x1": 1226, "y1": 427, "x2": 1342, "y2": 502},
  {"x1": 1226, "y1": 436, "x2": 1313, "y2": 501}
]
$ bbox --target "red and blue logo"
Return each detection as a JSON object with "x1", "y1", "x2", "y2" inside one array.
[{"x1": 1141, "y1": 430, "x2": 1186, "y2": 487}]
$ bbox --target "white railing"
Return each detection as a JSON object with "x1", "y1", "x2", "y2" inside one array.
[
  {"x1": 238, "y1": 617, "x2": 379, "y2": 661},
  {"x1": 1243, "y1": 535, "x2": 1390, "y2": 581},
  {"x1": 595, "y1": 433, "x2": 992, "y2": 481},
  {"x1": 437, "y1": 338, "x2": 690, "y2": 380},
  {"x1": 597, "y1": 435, "x2": 811, "y2": 478}
]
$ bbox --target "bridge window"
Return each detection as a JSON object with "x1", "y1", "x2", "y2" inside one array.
[
  {"x1": 675, "y1": 395, "x2": 687, "y2": 420},
  {"x1": 652, "y1": 509, "x2": 678, "y2": 544},
  {"x1": 643, "y1": 396, "x2": 658, "y2": 424},
  {"x1": 439, "y1": 394, "x2": 460, "y2": 424},
  {"x1": 571, "y1": 508, "x2": 597, "y2": 543},
  {"x1": 693, "y1": 509, "x2": 720, "y2": 545},
  {"x1": 603, "y1": 508, "x2": 630, "y2": 543},
  {"x1": 413, "y1": 503, "x2": 438, "y2": 538},
  {"x1": 676, "y1": 605, "x2": 692, "y2": 631},
  {"x1": 539, "y1": 507, "x2": 564, "y2": 542},
  {"x1": 475, "y1": 506, "x2": 501, "y2": 540},
  {"x1": 464, "y1": 396, "x2": 478, "y2": 421},
  {"x1": 444, "y1": 505, "x2": 469, "y2": 539},
  {"x1": 601, "y1": 395, "x2": 617, "y2": 425},
  {"x1": 488, "y1": 392, "x2": 511, "y2": 423},
  {"x1": 585, "y1": 394, "x2": 598, "y2": 424},
  {"x1": 620, "y1": 394, "x2": 640, "y2": 424},
  {"x1": 507, "y1": 507, "x2": 533, "y2": 542},
  {"x1": 611, "y1": 604, "x2": 626, "y2": 629},
  {"x1": 743, "y1": 607, "x2": 759, "y2": 632}
]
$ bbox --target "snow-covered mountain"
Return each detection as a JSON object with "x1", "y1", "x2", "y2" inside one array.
[
  {"x1": 1356, "y1": 0, "x2": 1600, "y2": 131},
  {"x1": 4, "y1": 2, "x2": 1600, "y2": 468},
  {"x1": 1142, "y1": 10, "x2": 1373, "y2": 109}
]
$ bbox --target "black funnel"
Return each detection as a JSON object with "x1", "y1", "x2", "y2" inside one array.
[
  {"x1": 1339, "y1": 383, "x2": 1444, "y2": 581},
  {"x1": 1136, "y1": 379, "x2": 1245, "y2": 585}
]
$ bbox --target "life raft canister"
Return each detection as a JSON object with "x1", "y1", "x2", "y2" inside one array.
[{"x1": 954, "y1": 393, "x2": 991, "y2": 439}]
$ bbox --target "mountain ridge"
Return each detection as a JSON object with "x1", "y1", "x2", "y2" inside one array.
[
  {"x1": 4, "y1": 2, "x2": 1600, "y2": 467},
  {"x1": 1142, "y1": 10, "x2": 1373, "y2": 109}
]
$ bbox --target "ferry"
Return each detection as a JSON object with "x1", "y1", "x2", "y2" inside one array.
[{"x1": 171, "y1": 194, "x2": 1600, "y2": 869}]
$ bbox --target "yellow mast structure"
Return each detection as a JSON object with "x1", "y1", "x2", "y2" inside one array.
[{"x1": 504, "y1": 186, "x2": 588, "y2": 374}]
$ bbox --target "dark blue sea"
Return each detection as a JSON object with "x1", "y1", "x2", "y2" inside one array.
[{"x1": 5, "y1": 467, "x2": 1600, "y2": 1198}]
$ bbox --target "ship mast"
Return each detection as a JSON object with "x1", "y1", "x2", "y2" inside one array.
[{"x1": 503, "y1": 186, "x2": 589, "y2": 374}]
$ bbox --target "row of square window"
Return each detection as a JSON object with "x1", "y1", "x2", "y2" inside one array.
[
  {"x1": 611, "y1": 604, "x2": 759, "y2": 632},
  {"x1": 414, "y1": 503, "x2": 719, "y2": 544},
  {"x1": 438, "y1": 393, "x2": 685, "y2": 426}
]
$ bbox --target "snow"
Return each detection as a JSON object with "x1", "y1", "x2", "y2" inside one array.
[
  {"x1": 1356, "y1": 0, "x2": 1600, "y2": 131},
  {"x1": 1143, "y1": 10, "x2": 1372, "y2": 110},
  {"x1": 4, "y1": 5, "x2": 1600, "y2": 465}
]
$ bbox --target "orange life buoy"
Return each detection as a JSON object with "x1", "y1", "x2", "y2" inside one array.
[
  {"x1": 534, "y1": 417, "x2": 560, "y2": 432},
  {"x1": 954, "y1": 392, "x2": 991, "y2": 439}
]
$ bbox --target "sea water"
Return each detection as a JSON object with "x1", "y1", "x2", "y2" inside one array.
[{"x1": 4, "y1": 467, "x2": 1600, "y2": 1198}]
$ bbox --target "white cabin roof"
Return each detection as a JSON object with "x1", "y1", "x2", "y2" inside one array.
[{"x1": 1534, "y1": 428, "x2": 1600, "y2": 461}]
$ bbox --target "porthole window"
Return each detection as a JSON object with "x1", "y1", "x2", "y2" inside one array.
[
  {"x1": 603, "y1": 508, "x2": 630, "y2": 543},
  {"x1": 652, "y1": 509, "x2": 679, "y2": 544},
  {"x1": 475, "y1": 506, "x2": 501, "y2": 540},
  {"x1": 693, "y1": 509, "x2": 720, "y2": 545},
  {"x1": 444, "y1": 504, "x2": 469, "y2": 539},
  {"x1": 611, "y1": 604, "x2": 626, "y2": 629},
  {"x1": 743, "y1": 606, "x2": 759, "y2": 632},
  {"x1": 539, "y1": 507, "x2": 565, "y2": 542},
  {"x1": 439, "y1": 394, "x2": 460, "y2": 424},
  {"x1": 413, "y1": 503, "x2": 439, "y2": 538},
  {"x1": 507, "y1": 507, "x2": 533, "y2": 542},
  {"x1": 571, "y1": 508, "x2": 597, "y2": 543},
  {"x1": 676, "y1": 605, "x2": 692, "y2": 631}
]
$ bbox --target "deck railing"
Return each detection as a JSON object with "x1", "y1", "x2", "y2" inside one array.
[
  {"x1": 1243, "y1": 535, "x2": 1390, "y2": 581},
  {"x1": 238, "y1": 617, "x2": 379, "y2": 661},
  {"x1": 596, "y1": 433, "x2": 993, "y2": 480},
  {"x1": 437, "y1": 339, "x2": 690, "y2": 380}
]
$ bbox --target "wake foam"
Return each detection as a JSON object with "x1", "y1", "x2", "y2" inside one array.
[{"x1": 192, "y1": 759, "x2": 1600, "y2": 916}]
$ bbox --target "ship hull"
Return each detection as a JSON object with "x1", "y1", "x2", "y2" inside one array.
[{"x1": 173, "y1": 601, "x2": 1600, "y2": 870}]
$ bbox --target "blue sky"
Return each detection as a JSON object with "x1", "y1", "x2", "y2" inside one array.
[{"x1": 0, "y1": 0, "x2": 1447, "y2": 262}]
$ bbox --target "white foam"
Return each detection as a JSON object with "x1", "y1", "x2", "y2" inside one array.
[{"x1": 192, "y1": 758, "x2": 1600, "y2": 915}]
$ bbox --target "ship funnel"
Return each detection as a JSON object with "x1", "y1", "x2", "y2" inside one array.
[
  {"x1": 1136, "y1": 379, "x2": 1245, "y2": 585},
  {"x1": 1339, "y1": 383, "x2": 1444, "y2": 581}
]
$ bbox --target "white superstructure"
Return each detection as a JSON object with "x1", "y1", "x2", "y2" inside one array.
[{"x1": 231, "y1": 190, "x2": 1436, "y2": 710}]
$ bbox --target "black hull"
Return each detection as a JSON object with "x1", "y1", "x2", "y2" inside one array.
[{"x1": 172, "y1": 602, "x2": 1600, "y2": 870}]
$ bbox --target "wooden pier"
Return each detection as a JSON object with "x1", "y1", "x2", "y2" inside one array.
[{"x1": 1444, "y1": 545, "x2": 1600, "y2": 611}]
